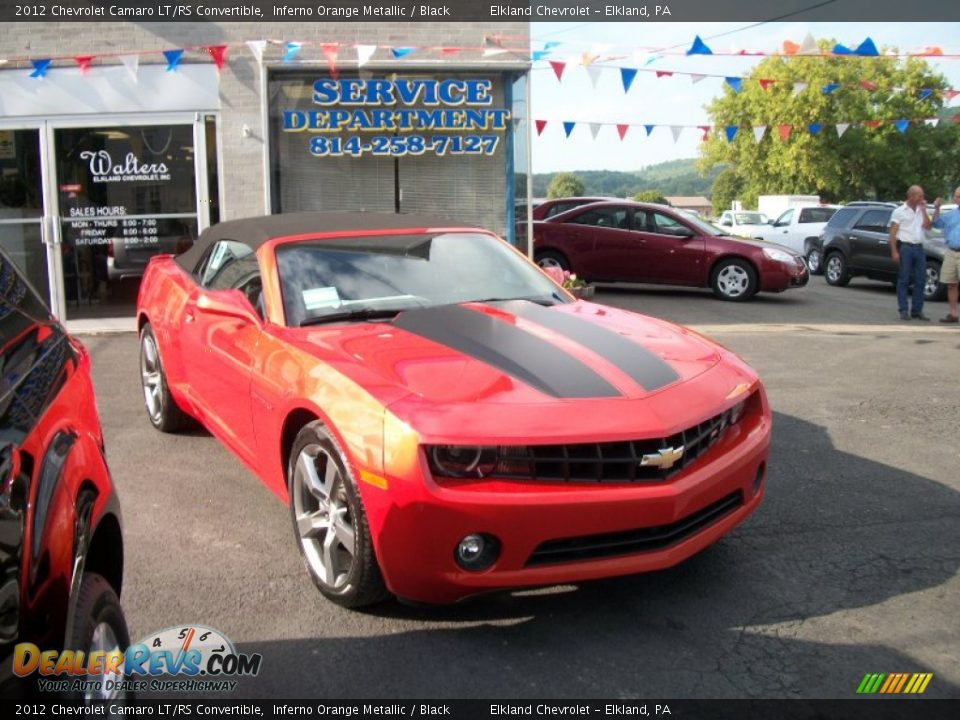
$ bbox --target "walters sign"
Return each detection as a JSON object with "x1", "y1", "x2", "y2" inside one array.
[{"x1": 282, "y1": 78, "x2": 511, "y2": 157}]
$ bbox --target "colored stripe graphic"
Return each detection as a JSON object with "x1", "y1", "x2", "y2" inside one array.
[{"x1": 857, "y1": 672, "x2": 933, "y2": 694}]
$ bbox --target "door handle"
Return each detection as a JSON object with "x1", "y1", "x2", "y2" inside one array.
[
  {"x1": 184, "y1": 308, "x2": 196, "y2": 323},
  {"x1": 878, "y1": 239, "x2": 888, "y2": 245}
]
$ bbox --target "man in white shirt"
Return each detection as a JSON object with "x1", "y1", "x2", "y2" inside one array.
[{"x1": 889, "y1": 185, "x2": 933, "y2": 320}]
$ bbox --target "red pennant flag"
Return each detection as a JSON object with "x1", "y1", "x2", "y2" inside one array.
[
  {"x1": 863, "y1": 120, "x2": 881, "y2": 128},
  {"x1": 205, "y1": 45, "x2": 228, "y2": 70},
  {"x1": 535, "y1": 120, "x2": 548, "y2": 136},
  {"x1": 783, "y1": 40, "x2": 801, "y2": 55},
  {"x1": 944, "y1": 90, "x2": 960, "y2": 100},
  {"x1": 778, "y1": 124, "x2": 792, "y2": 141},
  {"x1": 656, "y1": 71, "x2": 674, "y2": 78},
  {"x1": 616, "y1": 124, "x2": 629, "y2": 140},
  {"x1": 758, "y1": 79, "x2": 775, "y2": 91},
  {"x1": 439, "y1": 47, "x2": 461, "y2": 56},
  {"x1": 549, "y1": 61, "x2": 566, "y2": 81},
  {"x1": 698, "y1": 125, "x2": 711, "y2": 141},
  {"x1": 859, "y1": 80, "x2": 878, "y2": 90},
  {"x1": 952, "y1": 114, "x2": 960, "y2": 123},
  {"x1": 320, "y1": 43, "x2": 339, "y2": 80},
  {"x1": 74, "y1": 55, "x2": 94, "y2": 72}
]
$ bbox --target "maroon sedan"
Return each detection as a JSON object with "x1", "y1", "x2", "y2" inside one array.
[{"x1": 532, "y1": 201, "x2": 809, "y2": 301}]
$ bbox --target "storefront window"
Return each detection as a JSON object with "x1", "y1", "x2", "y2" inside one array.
[{"x1": 0, "y1": 130, "x2": 49, "y2": 297}]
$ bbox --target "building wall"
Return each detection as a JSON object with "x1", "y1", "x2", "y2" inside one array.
[{"x1": 1, "y1": 22, "x2": 530, "y2": 221}]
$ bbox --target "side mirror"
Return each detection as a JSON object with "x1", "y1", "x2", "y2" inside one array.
[
  {"x1": 672, "y1": 226, "x2": 696, "y2": 238},
  {"x1": 719, "y1": 220, "x2": 731, "y2": 226},
  {"x1": 196, "y1": 289, "x2": 261, "y2": 325}
]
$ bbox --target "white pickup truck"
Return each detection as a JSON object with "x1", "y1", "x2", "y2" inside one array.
[
  {"x1": 754, "y1": 205, "x2": 841, "y2": 255},
  {"x1": 717, "y1": 210, "x2": 771, "y2": 239}
]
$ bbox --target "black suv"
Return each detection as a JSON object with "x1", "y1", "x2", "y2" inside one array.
[{"x1": 811, "y1": 204, "x2": 947, "y2": 302}]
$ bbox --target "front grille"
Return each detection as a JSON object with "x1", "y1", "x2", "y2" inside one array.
[
  {"x1": 495, "y1": 406, "x2": 739, "y2": 484},
  {"x1": 525, "y1": 491, "x2": 743, "y2": 567}
]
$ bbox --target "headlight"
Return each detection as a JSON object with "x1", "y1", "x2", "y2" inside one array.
[
  {"x1": 428, "y1": 445, "x2": 499, "y2": 478},
  {"x1": 762, "y1": 247, "x2": 797, "y2": 264}
]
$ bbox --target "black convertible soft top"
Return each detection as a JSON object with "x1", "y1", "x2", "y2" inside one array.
[{"x1": 174, "y1": 212, "x2": 473, "y2": 273}]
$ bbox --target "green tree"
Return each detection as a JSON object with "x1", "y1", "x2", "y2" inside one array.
[
  {"x1": 546, "y1": 172, "x2": 586, "y2": 198},
  {"x1": 632, "y1": 189, "x2": 669, "y2": 204},
  {"x1": 698, "y1": 45, "x2": 960, "y2": 203},
  {"x1": 710, "y1": 168, "x2": 744, "y2": 214}
]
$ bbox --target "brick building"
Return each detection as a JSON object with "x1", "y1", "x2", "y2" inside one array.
[{"x1": 0, "y1": 22, "x2": 530, "y2": 327}]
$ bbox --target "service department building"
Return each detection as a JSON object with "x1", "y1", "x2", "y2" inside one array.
[{"x1": 0, "y1": 21, "x2": 531, "y2": 328}]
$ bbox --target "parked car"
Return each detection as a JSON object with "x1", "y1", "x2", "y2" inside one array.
[
  {"x1": 530, "y1": 197, "x2": 619, "y2": 221},
  {"x1": 532, "y1": 201, "x2": 809, "y2": 301},
  {"x1": 753, "y1": 205, "x2": 841, "y2": 255},
  {"x1": 137, "y1": 212, "x2": 771, "y2": 607},
  {"x1": 717, "y1": 210, "x2": 770, "y2": 238},
  {"x1": 818, "y1": 205, "x2": 947, "y2": 301},
  {"x1": 0, "y1": 249, "x2": 129, "y2": 699}
]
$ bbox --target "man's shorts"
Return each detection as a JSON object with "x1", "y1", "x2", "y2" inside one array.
[{"x1": 942, "y1": 247, "x2": 960, "y2": 284}]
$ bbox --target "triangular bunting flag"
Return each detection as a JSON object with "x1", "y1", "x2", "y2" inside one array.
[
  {"x1": 782, "y1": 40, "x2": 801, "y2": 55},
  {"x1": 753, "y1": 126, "x2": 766, "y2": 143},
  {"x1": 439, "y1": 47, "x2": 461, "y2": 57},
  {"x1": 690, "y1": 74, "x2": 707, "y2": 84},
  {"x1": 808, "y1": 123, "x2": 823, "y2": 135},
  {"x1": 944, "y1": 90, "x2": 959, "y2": 100},
  {"x1": 580, "y1": 52, "x2": 599, "y2": 67},
  {"x1": 836, "y1": 123, "x2": 850, "y2": 137},
  {"x1": 725, "y1": 77, "x2": 742, "y2": 93},
  {"x1": 855, "y1": 38, "x2": 879, "y2": 56},
  {"x1": 670, "y1": 126, "x2": 683, "y2": 143},
  {"x1": 725, "y1": 126, "x2": 739, "y2": 143},
  {"x1": 924, "y1": 118, "x2": 939, "y2": 127},
  {"x1": 535, "y1": 120, "x2": 547, "y2": 136},
  {"x1": 655, "y1": 71, "x2": 673, "y2": 78},
  {"x1": 799, "y1": 33, "x2": 818, "y2": 54},
  {"x1": 356, "y1": 45, "x2": 376, "y2": 66},
  {"x1": 620, "y1": 68, "x2": 638, "y2": 93},
  {"x1": 206, "y1": 45, "x2": 228, "y2": 71},
  {"x1": 919, "y1": 88, "x2": 933, "y2": 100},
  {"x1": 616, "y1": 124, "x2": 629, "y2": 140},
  {"x1": 589, "y1": 123, "x2": 602, "y2": 140},
  {"x1": 163, "y1": 49, "x2": 184, "y2": 72},
  {"x1": 283, "y1": 42, "x2": 302, "y2": 63},
  {"x1": 531, "y1": 50, "x2": 551, "y2": 61},
  {"x1": 483, "y1": 47, "x2": 509, "y2": 57},
  {"x1": 320, "y1": 44, "x2": 339, "y2": 79},
  {"x1": 863, "y1": 120, "x2": 881, "y2": 128},
  {"x1": 758, "y1": 79, "x2": 775, "y2": 91},
  {"x1": 860, "y1": 80, "x2": 878, "y2": 90},
  {"x1": 120, "y1": 54, "x2": 139, "y2": 82},
  {"x1": 74, "y1": 56, "x2": 93, "y2": 72},
  {"x1": 644, "y1": 125, "x2": 655, "y2": 136},
  {"x1": 894, "y1": 119, "x2": 910, "y2": 133},
  {"x1": 822, "y1": 83, "x2": 840, "y2": 95},
  {"x1": 563, "y1": 122, "x2": 576, "y2": 138},
  {"x1": 391, "y1": 47, "x2": 415, "y2": 58},
  {"x1": 778, "y1": 124, "x2": 792, "y2": 141},
  {"x1": 586, "y1": 65, "x2": 603, "y2": 89},
  {"x1": 687, "y1": 35, "x2": 713, "y2": 55},
  {"x1": 793, "y1": 82, "x2": 808, "y2": 96},
  {"x1": 891, "y1": 87, "x2": 904, "y2": 95},
  {"x1": 246, "y1": 41, "x2": 266, "y2": 65},
  {"x1": 832, "y1": 44, "x2": 854, "y2": 55},
  {"x1": 29, "y1": 59, "x2": 51, "y2": 78},
  {"x1": 698, "y1": 126, "x2": 711, "y2": 142},
  {"x1": 549, "y1": 61, "x2": 566, "y2": 81}
]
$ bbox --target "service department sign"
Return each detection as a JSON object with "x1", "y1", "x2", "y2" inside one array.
[{"x1": 282, "y1": 78, "x2": 511, "y2": 158}]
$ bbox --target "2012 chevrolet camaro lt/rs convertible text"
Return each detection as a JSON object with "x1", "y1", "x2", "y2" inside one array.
[{"x1": 136, "y1": 213, "x2": 770, "y2": 607}]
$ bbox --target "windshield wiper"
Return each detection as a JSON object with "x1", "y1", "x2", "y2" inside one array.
[
  {"x1": 300, "y1": 307, "x2": 404, "y2": 327},
  {"x1": 467, "y1": 294, "x2": 564, "y2": 307}
]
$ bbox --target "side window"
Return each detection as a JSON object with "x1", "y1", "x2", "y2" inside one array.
[
  {"x1": 632, "y1": 210, "x2": 649, "y2": 232},
  {"x1": 775, "y1": 210, "x2": 794, "y2": 226},
  {"x1": 799, "y1": 207, "x2": 837, "y2": 223},
  {"x1": 566, "y1": 208, "x2": 628, "y2": 229},
  {"x1": 197, "y1": 240, "x2": 258, "y2": 292},
  {"x1": 826, "y1": 207, "x2": 860, "y2": 229},
  {"x1": 545, "y1": 202, "x2": 573, "y2": 219},
  {"x1": 853, "y1": 210, "x2": 892, "y2": 233},
  {"x1": 649, "y1": 212, "x2": 689, "y2": 236}
]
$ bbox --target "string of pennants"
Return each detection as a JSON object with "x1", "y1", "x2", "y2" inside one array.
[{"x1": 533, "y1": 116, "x2": 960, "y2": 144}]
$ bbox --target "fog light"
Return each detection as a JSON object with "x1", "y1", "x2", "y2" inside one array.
[{"x1": 455, "y1": 533, "x2": 500, "y2": 571}]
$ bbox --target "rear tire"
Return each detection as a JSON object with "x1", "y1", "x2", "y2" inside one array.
[
  {"x1": 806, "y1": 248, "x2": 823, "y2": 275},
  {"x1": 534, "y1": 250, "x2": 570, "y2": 273},
  {"x1": 710, "y1": 258, "x2": 758, "y2": 301},
  {"x1": 139, "y1": 324, "x2": 191, "y2": 433},
  {"x1": 67, "y1": 573, "x2": 131, "y2": 701},
  {"x1": 924, "y1": 261, "x2": 945, "y2": 302},
  {"x1": 824, "y1": 252, "x2": 851, "y2": 287}
]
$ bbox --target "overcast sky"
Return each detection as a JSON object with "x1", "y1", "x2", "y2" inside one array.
[{"x1": 529, "y1": 22, "x2": 960, "y2": 173}]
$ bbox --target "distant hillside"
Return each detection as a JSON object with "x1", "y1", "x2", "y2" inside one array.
[{"x1": 532, "y1": 159, "x2": 722, "y2": 199}]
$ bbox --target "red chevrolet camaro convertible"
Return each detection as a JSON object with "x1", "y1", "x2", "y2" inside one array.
[{"x1": 136, "y1": 213, "x2": 770, "y2": 607}]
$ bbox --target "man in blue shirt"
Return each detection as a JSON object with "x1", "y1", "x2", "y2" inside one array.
[{"x1": 932, "y1": 187, "x2": 960, "y2": 324}]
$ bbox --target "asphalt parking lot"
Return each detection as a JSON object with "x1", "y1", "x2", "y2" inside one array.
[{"x1": 81, "y1": 275, "x2": 959, "y2": 699}]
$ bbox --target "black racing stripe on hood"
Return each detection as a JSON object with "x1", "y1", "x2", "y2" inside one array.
[
  {"x1": 498, "y1": 300, "x2": 681, "y2": 392},
  {"x1": 392, "y1": 304, "x2": 621, "y2": 399}
]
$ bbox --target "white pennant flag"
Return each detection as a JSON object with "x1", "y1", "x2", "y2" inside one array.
[
  {"x1": 120, "y1": 54, "x2": 139, "y2": 82},
  {"x1": 246, "y1": 41, "x2": 267, "y2": 65},
  {"x1": 355, "y1": 45, "x2": 376, "y2": 66},
  {"x1": 891, "y1": 87, "x2": 905, "y2": 95},
  {"x1": 793, "y1": 82, "x2": 808, "y2": 96},
  {"x1": 753, "y1": 125, "x2": 766, "y2": 143},
  {"x1": 799, "y1": 33, "x2": 818, "y2": 54},
  {"x1": 585, "y1": 65, "x2": 603, "y2": 89},
  {"x1": 835, "y1": 123, "x2": 850, "y2": 137},
  {"x1": 670, "y1": 126, "x2": 683, "y2": 143},
  {"x1": 483, "y1": 47, "x2": 509, "y2": 57},
  {"x1": 925, "y1": 118, "x2": 940, "y2": 127},
  {"x1": 589, "y1": 123, "x2": 602, "y2": 140},
  {"x1": 690, "y1": 74, "x2": 707, "y2": 84}
]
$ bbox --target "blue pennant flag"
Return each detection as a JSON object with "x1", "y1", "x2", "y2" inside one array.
[
  {"x1": 808, "y1": 123, "x2": 823, "y2": 135},
  {"x1": 919, "y1": 88, "x2": 933, "y2": 99},
  {"x1": 29, "y1": 59, "x2": 52, "y2": 78},
  {"x1": 822, "y1": 83, "x2": 841, "y2": 95},
  {"x1": 894, "y1": 119, "x2": 910, "y2": 133},
  {"x1": 725, "y1": 126, "x2": 739, "y2": 142},
  {"x1": 391, "y1": 47, "x2": 415, "y2": 59},
  {"x1": 282, "y1": 43, "x2": 302, "y2": 63},
  {"x1": 687, "y1": 35, "x2": 713, "y2": 55},
  {"x1": 644, "y1": 124, "x2": 655, "y2": 136},
  {"x1": 563, "y1": 121, "x2": 576, "y2": 138},
  {"x1": 855, "y1": 38, "x2": 879, "y2": 56},
  {"x1": 621, "y1": 68, "x2": 638, "y2": 93},
  {"x1": 163, "y1": 49, "x2": 184, "y2": 72},
  {"x1": 832, "y1": 44, "x2": 854, "y2": 55},
  {"x1": 532, "y1": 50, "x2": 550, "y2": 61},
  {"x1": 725, "y1": 77, "x2": 742, "y2": 93}
]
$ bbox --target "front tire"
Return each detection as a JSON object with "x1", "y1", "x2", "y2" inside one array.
[
  {"x1": 534, "y1": 250, "x2": 570, "y2": 273},
  {"x1": 139, "y1": 324, "x2": 191, "y2": 432},
  {"x1": 924, "y1": 261, "x2": 945, "y2": 301},
  {"x1": 710, "y1": 258, "x2": 758, "y2": 301},
  {"x1": 67, "y1": 573, "x2": 131, "y2": 701},
  {"x1": 824, "y1": 252, "x2": 851, "y2": 287},
  {"x1": 288, "y1": 421, "x2": 388, "y2": 608}
]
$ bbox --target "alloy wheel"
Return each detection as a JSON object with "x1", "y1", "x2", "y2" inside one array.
[
  {"x1": 826, "y1": 256, "x2": 843, "y2": 283},
  {"x1": 806, "y1": 249, "x2": 821, "y2": 274},
  {"x1": 84, "y1": 622, "x2": 123, "y2": 701},
  {"x1": 925, "y1": 266, "x2": 940, "y2": 299},
  {"x1": 537, "y1": 256, "x2": 564, "y2": 271},
  {"x1": 140, "y1": 333, "x2": 163, "y2": 424}
]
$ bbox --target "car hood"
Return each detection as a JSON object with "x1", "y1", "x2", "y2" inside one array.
[{"x1": 713, "y1": 234, "x2": 799, "y2": 255}]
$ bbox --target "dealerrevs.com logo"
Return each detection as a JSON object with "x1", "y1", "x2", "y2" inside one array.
[{"x1": 14, "y1": 625, "x2": 262, "y2": 694}]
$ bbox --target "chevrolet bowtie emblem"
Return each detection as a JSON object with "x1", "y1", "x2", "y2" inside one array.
[{"x1": 639, "y1": 445, "x2": 685, "y2": 470}]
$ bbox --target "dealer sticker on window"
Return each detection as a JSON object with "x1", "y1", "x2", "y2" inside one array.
[{"x1": 302, "y1": 286, "x2": 341, "y2": 311}]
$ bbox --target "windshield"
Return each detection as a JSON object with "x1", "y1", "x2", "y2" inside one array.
[
  {"x1": 275, "y1": 232, "x2": 568, "y2": 327},
  {"x1": 735, "y1": 213, "x2": 766, "y2": 224}
]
